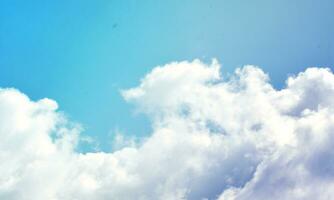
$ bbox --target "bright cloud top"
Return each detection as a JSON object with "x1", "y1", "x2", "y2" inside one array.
[{"x1": 1, "y1": 60, "x2": 334, "y2": 200}]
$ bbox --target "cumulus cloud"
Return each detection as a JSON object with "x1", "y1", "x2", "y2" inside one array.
[{"x1": 1, "y1": 60, "x2": 334, "y2": 200}]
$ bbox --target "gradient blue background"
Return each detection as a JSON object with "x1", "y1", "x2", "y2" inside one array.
[{"x1": 1, "y1": 0, "x2": 333, "y2": 151}]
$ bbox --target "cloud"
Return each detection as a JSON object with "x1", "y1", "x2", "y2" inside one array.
[{"x1": 1, "y1": 60, "x2": 334, "y2": 200}]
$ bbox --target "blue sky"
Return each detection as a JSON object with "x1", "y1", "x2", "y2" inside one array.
[{"x1": 1, "y1": 0, "x2": 333, "y2": 151}]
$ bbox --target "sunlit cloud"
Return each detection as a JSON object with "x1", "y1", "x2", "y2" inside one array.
[{"x1": 1, "y1": 60, "x2": 334, "y2": 200}]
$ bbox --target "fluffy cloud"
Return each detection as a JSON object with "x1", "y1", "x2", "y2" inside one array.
[{"x1": 1, "y1": 60, "x2": 334, "y2": 200}]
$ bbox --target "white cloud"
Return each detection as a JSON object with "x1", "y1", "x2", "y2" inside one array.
[{"x1": 1, "y1": 60, "x2": 334, "y2": 200}]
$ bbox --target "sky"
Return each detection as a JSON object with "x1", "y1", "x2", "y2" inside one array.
[
  {"x1": 1, "y1": 1, "x2": 334, "y2": 199},
  {"x1": 1, "y1": 0, "x2": 333, "y2": 151}
]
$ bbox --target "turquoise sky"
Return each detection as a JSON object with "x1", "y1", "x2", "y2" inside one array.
[{"x1": 1, "y1": 0, "x2": 333, "y2": 151}]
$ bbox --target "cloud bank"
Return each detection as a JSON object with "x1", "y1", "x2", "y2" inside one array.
[{"x1": 1, "y1": 60, "x2": 334, "y2": 200}]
